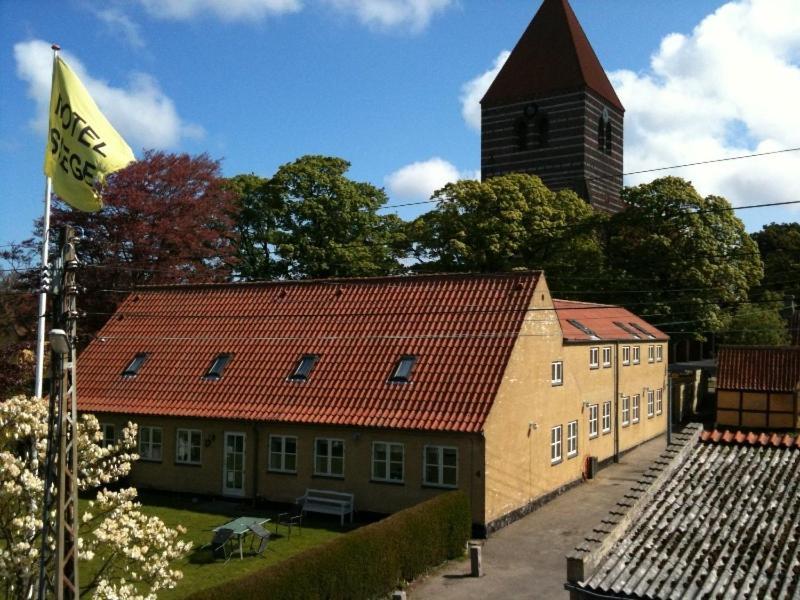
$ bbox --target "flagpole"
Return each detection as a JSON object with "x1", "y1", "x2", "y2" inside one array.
[{"x1": 34, "y1": 43, "x2": 60, "y2": 399}]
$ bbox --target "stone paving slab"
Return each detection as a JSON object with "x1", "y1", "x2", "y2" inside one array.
[{"x1": 409, "y1": 436, "x2": 667, "y2": 599}]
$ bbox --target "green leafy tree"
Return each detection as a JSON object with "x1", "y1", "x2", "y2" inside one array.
[
  {"x1": 606, "y1": 177, "x2": 763, "y2": 341},
  {"x1": 409, "y1": 173, "x2": 606, "y2": 290},
  {"x1": 720, "y1": 297, "x2": 790, "y2": 346},
  {"x1": 226, "y1": 173, "x2": 284, "y2": 280},
  {"x1": 271, "y1": 155, "x2": 406, "y2": 278},
  {"x1": 751, "y1": 222, "x2": 800, "y2": 303}
]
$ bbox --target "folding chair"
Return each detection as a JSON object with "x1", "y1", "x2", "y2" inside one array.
[
  {"x1": 208, "y1": 528, "x2": 234, "y2": 563},
  {"x1": 248, "y1": 522, "x2": 272, "y2": 556}
]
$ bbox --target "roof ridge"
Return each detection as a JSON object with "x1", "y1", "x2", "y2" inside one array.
[
  {"x1": 552, "y1": 298, "x2": 615, "y2": 308},
  {"x1": 133, "y1": 270, "x2": 544, "y2": 292},
  {"x1": 700, "y1": 429, "x2": 800, "y2": 449}
]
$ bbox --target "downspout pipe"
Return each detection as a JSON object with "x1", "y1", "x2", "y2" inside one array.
[
  {"x1": 613, "y1": 343, "x2": 620, "y2": 463},
  {"x1": 252, "y1": 425, "x2": 259, "y2": 507}
]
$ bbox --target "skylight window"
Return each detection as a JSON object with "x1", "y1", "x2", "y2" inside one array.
[
  {"x1": 289, "y1": 354, "x2": 318, "y2": 382},
  {"x1": 203, "y1": 353, "x2": 232, "y2": 381},
  {"x1": 567, "y1": 318, "x2": 599, "y2": 339},
  {"x1": 122, "y1": 353, "x2": 148, "y2": 377},
  {"x1": 613, "y1": 321, "x2": 641, "y2": 339},
  {"x1": 390, "y1": 355, "x2": 416, "y2": 383},
  {"x1": 629, "y1": 322, "x2": 656, "y2": 339}
]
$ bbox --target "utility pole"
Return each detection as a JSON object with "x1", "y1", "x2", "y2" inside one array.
[{"x1": 37, "y1": 225, "x2": 80, "y2": 600}]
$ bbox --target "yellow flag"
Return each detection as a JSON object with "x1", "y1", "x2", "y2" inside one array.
[{"x1": 43, "y1": 57, "x2": 135, "y2": 212}]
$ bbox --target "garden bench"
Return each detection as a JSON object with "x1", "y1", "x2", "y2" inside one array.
[{"x1": 296, "y1": 489, "x2": 354, "y2": 526}]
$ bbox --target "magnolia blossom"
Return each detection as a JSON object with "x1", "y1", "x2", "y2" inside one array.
[{"x1": 0, "y1": 395, "x2": 191, "y2": 599}]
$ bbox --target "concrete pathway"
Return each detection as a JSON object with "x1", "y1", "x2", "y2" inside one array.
[{"x1": 410, "y1": 436, "x2": 666, "y2": 599}]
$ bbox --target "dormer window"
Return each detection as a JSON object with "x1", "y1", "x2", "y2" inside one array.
[
  {"x1": 204, "y1": 353, "x2": 232, "y2": 381},
  {"x1": 390, "y1": 355, "x2": 416, "y2": 383},
  {"x1": 289, "y1": 354, "x2": 318, "y2": 382},
  {"x1": 122, "y1": 353, "x2": 148, "y2": 377}
]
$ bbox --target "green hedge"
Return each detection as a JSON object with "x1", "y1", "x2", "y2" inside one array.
[{"x1": 188, "y1": 491, "x2": 471, "y2": 600}]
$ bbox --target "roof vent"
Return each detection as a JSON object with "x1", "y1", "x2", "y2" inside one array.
[
  {"x1": 335, "y1": 286, "x2": 344, "y2": 296},
  {"x1": 278, "y1": 289, "x2": 287, "y2": 298}
]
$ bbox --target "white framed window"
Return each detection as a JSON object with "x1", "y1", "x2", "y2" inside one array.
[
  {"x1": 632, "y1": 394, "x2": 640, "y2": 423},
  {"x1": 622, "y1": 346, "x2": 631, "y2": 366},
  {"x1": 589, "y1": 404, "x2": 599, "y2": 438},
  {"x1": 647, "y1": 390, "x2": 655, "y2": 418},
  {"x1": 314, "y1": 438, "x2": 344, "y2": 477},
  {"x1": 602, "y1": 347, "x2": 612, "y2": 368},
  {"x1": 100, "y1": 423, "x2": 115, "y2": 447},
  {"x1": 589, "y1": 347, "x2": 599, "y2": 369},
  {"x1": 551, "y1": 361, "x2": 563, "y2": 385},
  {"x1": 269, "y1": 435, "x2": 297, "y2": 473},
  {"x1": 648, "y1": 345, "x2": 655, "y2": 363},
  {"x1": 139, "y1": 426, "x2": 162, "y2": 461},
  {"x1": 656, "y1": 345, "x2": 664, "y2": 362},
  {"x1": 602, "y1": 401, "x2": 611, "y2": 433},
  {"x1": 176, "y1": 429, "x2": 202, "y2": 464},
  {"x1": 622, "y1": 396, "x2": 630, "y2": 426},
  {"x1": 632, "y1": 346, "x2": 641, "y2": 365},
  {"x1": 567, "y1": 421, "x2": 578, "y2": 458},
  {"x1": 423, "y1": 446, "x2": 458, "y2": 487},
  {"x1": 656, "y1": 388, "x2": 664, "y2": 415},
  {"x1": 550, "y1": 425, "x2": 563, "y2": 464},
  {"x1": 372, "y1": 442, "x2": 404, "y2": 483}
]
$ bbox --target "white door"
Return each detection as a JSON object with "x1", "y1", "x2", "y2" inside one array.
[{"x1": 223, "y1": 432, "x2": 246, "y2": 497}]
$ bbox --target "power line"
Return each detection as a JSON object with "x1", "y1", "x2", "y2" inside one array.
[{"x1": 379, "y1": 147, "x2": 800, "y2": 210}]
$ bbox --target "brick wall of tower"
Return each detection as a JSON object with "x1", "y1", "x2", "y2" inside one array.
[{"x1": 481, "y1": 89, "x2": 624, "y2": 213}]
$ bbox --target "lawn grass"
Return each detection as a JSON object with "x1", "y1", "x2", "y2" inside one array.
[{"x1": 79, "y1": 491, "x2": 350, "y2": 599}]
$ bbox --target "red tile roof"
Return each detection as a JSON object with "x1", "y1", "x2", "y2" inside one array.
[
  {"x1": 78, "y1": 273, "x2": 542, "y2": 432},
  {"x1": 482, "y1": 0, "x2": 623, "y2": 111},
  {"x1": 717, "y1": 346, "x2": 800, "y2": 392},
  {"x1": 700, "y1": 429, "x2": 800, "y2": 449},
  {"x1": 553, "y1": 299, "x2": 668, "y2": 342}
]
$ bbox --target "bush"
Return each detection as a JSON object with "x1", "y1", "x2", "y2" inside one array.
[{"x1": 188, "y1": 491, "x2": 471, "y2": 600}]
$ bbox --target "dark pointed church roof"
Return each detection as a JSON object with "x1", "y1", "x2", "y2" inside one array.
[{"x1": 482, "y1": 0, "x2": 624, "y2": 111}]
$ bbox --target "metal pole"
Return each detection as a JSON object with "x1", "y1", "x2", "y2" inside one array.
[{"x1": 34, "y1": 43, "x2": 60, "y2": 398}]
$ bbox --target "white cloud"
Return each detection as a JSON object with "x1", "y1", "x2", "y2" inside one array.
[
  {"x1": 324, "y1": 0, "x2": 454, "y2": 32},
  {"x1": 138, "y1": 0, "x2": 301, "y2": 21},
  {"x1": 611, "y1": 0, "x2": 800, "y2": 211},
  {"x1": 385, "y1": 157, "x2": 478, "y2": 200},
  {"x1": 14, "y1": 39, "x2": 203, "y2": 150},
  {"x1": 460, "y1": 50, "x2": 509, "y2": 131},
  {"x1": 94, "y1": 7, "x2": 145, "y2": 48}
]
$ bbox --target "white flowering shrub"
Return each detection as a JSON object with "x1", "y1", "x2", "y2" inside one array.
[{"x1": 0, "y1": 395, "x2": 191, "y2": 599}]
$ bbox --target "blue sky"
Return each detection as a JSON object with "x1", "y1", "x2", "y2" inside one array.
[{"x1": 1, "y1": 0, "x2": 798, "y2": 250}]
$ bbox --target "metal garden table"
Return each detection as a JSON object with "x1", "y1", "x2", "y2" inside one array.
[{"x1": 213, "y1": 516, "x2": 270, "y2": 560}]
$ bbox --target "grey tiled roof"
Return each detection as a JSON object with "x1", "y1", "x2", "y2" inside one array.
[{"x1": 568, "y1": 428, "x2": 800, "y2": 599}]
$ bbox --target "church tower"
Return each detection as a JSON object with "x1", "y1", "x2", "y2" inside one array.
[{"x1": 481, "y1": 0, "x2": 625, "y2": 212}]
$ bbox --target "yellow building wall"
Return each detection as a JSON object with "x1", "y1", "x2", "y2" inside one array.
[
  {"x1": 617, "y1": 343, "x2": 669, "y2": 454},
  {"x1": 93, "y1": 414, "x2": 486, "y2": 524},
  {"x1": 481, "y1": 278, "x2": 668, "y2": 526}
]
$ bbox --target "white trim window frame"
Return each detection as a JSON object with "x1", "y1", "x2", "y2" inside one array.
[
  {"x1": 632, "y1": 346, "x2": 641, "y2": 365},
  {"x1": 314, "y1": 438, "x2": 345, "y2": 477},
  {"x1": 551, "y1": 360, "x2": 564, "y2": 386},
  {"x1": 648, "y1": 345, "x2": 655, "y2": 363},
  {"x1": 622, "y1": 346, "x2": 631, "y2": 366},
  {"x1": 632, "y1": 394, "x2": 640, "y2": 423},
  {"x1": 423, "y1": 445, "x2": 458, "y2": 488},
  {"x1": 176, "y1": 428, "x2": 202, "y2": 465},
  {"x1": 657, "y1": 388, "x2": 664, "y2": 415},
  {"x1": 602, "y1": 401, "x2": 612, "y2": 433},
  {"x1": 647, "y1": 390, "x2": 655, "y2": 418},
  {"x1": 567, "y1": 420, "x2": 578, "y2": 458},
  {"x1": 602, "y1": 346, "x2": 612, "y2": 368},
  {"x1": 372, "y1": 441, "x2": 404, "y2": 483},
  {"x1": 656, "y1": 344, "x2": 664, "y2": 362},
  {"x1": 589, "y1": 347, "x2": 599, "y2": 370},
  {"x1": 139, "y1": 426, "x2": 163, "y2": 461},
  {"x1": 101, "y1": 423, "x2": 115, "y2": 447},
  {"x1": 589, "y1": 404, "x2": 599, "y2": 438},
  {"x1": 551, "y1": 425, "x2": 563, "y2": 464},
  {"x1": 622, "y1": 396, "x2": 630, "y2": 426},
  {"x1": 269, "y1": 435, "x2": 297, "y2": 473}
]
